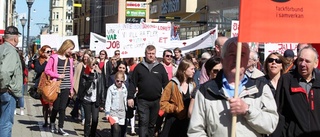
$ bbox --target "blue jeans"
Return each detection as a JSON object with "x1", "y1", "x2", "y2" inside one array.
[
  {"x1": 0, "y1": 92, "x2": 16, "y2": 137},
  {"x1": 17, "y1": 84, "x2": 26, "y2": 108}
]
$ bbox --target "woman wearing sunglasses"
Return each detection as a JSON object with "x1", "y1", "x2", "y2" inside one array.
[
  {"x1": 78, "y1": 57, "x2": 105, "y2": 137},
  {"x1": 263, "y1": 52, "x2": 288, "y2": 95},
  {"x1": 34, "y1": 45, "x2": 53, "y2": 127}
]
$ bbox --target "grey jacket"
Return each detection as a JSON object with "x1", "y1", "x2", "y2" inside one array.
[
  {"x1": 0, "y1": 42, "x2": 23, "y2": 97},
  {"x1": 188, "y1": 73, "x2": 278, "y2": 137}
]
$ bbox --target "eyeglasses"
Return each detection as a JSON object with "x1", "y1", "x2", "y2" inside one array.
[
  {"x1": 267, "y1": 58, "x2": 282, "y2": 64},
  {"x1": 46, "y1": 50, "x2": 52, "y2": 54},
  {"x1": 212, "y1": 69, "x2": 221, "y2": 74},
  {"x1": 115, "y1": 53, "x2": 120, "y2": 55},
  {"x1": 165, "y1": 55, "x2": 172, "y2": 58},
  {"x1": 116, "y1": 80, "x2": 124, "y2": 83}
]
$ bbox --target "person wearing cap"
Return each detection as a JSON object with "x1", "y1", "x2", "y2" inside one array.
[
  {"x1": 283, "y1": 49, "x2": 295, "y2": 73},
  {"x1": 0, "y1": 26, "x2": 23, "y2": 137}
]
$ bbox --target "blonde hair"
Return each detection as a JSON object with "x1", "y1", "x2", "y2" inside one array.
[
  {"x1": 57, "y1": 39, "x2": 75, "y2": 55},
  {"x1": 115, "y1": 71, "x2": 125, "y2": 80}
]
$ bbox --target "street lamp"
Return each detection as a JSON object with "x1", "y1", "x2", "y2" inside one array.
[
  {"x1": 26, "y1": 0, "x2": 35, "y2": 58},
  {"x1": 20, "y1": 17, "x2": 27, "y2": 54}
]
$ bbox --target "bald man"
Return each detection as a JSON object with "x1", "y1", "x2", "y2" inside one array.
[{"x1": 200, "y1": 36, "x2": 228, "y2": 84}]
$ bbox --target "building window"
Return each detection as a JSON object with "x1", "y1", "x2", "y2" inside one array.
[
  {"x1": 53, "y1": 25, "x2": 59, "y2": 32},
  {"x1": 56, "y1": 12, "x2": 59, "y2": 20},
  {"x1": 53, "y1": 0, "x2": 60, "y2": 6}
]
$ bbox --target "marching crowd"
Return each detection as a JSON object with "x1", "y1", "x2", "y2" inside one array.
[{"x1": 1, "y1": 25, "x2": 320, "y2": 137}]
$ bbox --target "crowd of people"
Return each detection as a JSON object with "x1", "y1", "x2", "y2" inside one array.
[{"x1": 1, "y1": 25, "x2": 320, "y2": 137}]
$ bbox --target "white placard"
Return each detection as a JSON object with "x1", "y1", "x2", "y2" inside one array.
[
  {"x1": 231, "y1": 20, "x2": 239, "y2": 38},
  {"x1": 264, "y1": 43, "x2": 298, "y2": 59},
  {"x1": 40, "y1": 34, "x2": 80, "y2": 51},
  {"x1": 105, "y1": 23, "x2": 171, "y2": 58}
]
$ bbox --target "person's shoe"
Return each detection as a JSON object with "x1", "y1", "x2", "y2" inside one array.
[
  {"x1": 20, "y1": 110, "x2": 24, "y2": 115},
  {"x1": 50, "y1": 123, "x2": 56, "y2": 133},
  {"x1": 57, "y1": 128, "x2": 69, "y2": 136},
  {"x1": 131, "y1": 131, "x2": 137, "y2": 136},
  {"x1": 43, "y1": 122, "x2": 48, "y2": 127},
  {"x1": 81, "y1": 119, "x2": 85, "y2": 126}
]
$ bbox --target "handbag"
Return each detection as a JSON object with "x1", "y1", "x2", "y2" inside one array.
[
  {"x1": 28, "y1": 86, "x2": 41, "y2": 100},
  {"x1": 38, "y1": 59, "x2": 68, "y2": 103}
]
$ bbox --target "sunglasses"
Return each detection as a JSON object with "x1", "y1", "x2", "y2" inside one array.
[
  {"x1": 100, "y1": 54, "x2": 105, "y2": 55},
  {"x1": 46, "y1": 50, "x2": 52, "y2": 54},
  {"x1": 116, "y1": 80, "x2": 124, "y2": 83},
  {"x1": 115, "y1": 53, "x2": 120, "y2": 55},
  {"x1": 212, "y1": 69, "x2": 221, "y2": 74},
  {"x1": 267, "y1": 58, "x2": 282, "y2": 64},
  {"x1": 165, "y1": 55, "x2": 172, "y2": 58}
]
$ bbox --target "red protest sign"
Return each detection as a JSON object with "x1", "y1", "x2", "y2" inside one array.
[{"x1": 238, "y1": 0, "x2": 320, "y2": 43}]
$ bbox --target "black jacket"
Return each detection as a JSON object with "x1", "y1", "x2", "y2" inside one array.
[
  {"x1": 78, "y1": 67, "x2": 105, "y2": 107},
  {"x1": 275, "y1": 69, "x2": 320, "y2": 137},
  {"x1": 128, "y1": 59, "x2": 169, "y2": 100}
]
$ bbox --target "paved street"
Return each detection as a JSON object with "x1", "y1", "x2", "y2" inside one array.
[
  {"x1": 11, "y1": 70, "x2": 138, "y2": 137},
  {"x1": 12, "y1": 95, "x2": 139, "y2": 137}
]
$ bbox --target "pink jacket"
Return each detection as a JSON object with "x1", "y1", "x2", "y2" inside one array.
[{"x1": 44, "y1": 54, "x2": 74, "y2": 94}]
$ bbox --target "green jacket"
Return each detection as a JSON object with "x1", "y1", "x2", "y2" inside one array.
[{"x1": 0, "y1": 42, "x2": 23, "y2": 97}]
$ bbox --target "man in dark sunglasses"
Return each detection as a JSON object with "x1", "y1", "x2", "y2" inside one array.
[
  {"x1": 160, "y1": 49, "x2": 177, "y2": 80},
  {"x1": 114, "y1": 50, "x2": 120, "y2": 61},
  {"x1": 274, "y1": 45, "x2": 320, "y2": 136}
]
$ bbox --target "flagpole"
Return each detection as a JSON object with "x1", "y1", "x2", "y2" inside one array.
[{"x1": 231, "y1": 42, "x2": 242, "y2": 137}]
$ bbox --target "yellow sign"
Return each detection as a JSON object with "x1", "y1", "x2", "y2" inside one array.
[{"x1": 74, "y1": 3, "x2": 82, "y2": 8}]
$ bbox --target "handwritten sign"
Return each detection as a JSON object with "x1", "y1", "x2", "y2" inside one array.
[
  {"x1": 231, "y1": 20, "x2": 239, "y2": 38},
  {"x1": 264, "y1": 43, "x2": 298, "y2": 60},
  {"x1": 105, "y1": 23, "x2": 171, "y2": 57}
]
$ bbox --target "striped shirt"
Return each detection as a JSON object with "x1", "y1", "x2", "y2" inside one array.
[{"x1": 57, "y1": 58, "x2": 71, "y2": 89}]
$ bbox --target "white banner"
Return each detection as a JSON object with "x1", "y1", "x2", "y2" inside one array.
[
  {"x1": 158, "y1": 27, "x2": 218, "y2": 54},
  {"x1": 40, "y1": 34, "x2": 80, "y2": 51},
  {"x1": 93, "y1": 25, "x2": 218, "y2": 58},
  {"x1": 105, "y1": 23, "x2": 171, "y2": 58},
  {"x1": 264, "y1": 43, "x2": 298, "y2": 60},
  {"x1": 90, "y1": 32, "x2": 107, "y2": 55}
]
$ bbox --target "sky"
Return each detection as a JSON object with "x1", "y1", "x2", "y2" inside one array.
[{"x1": 16, "y1": 0, "x2": 50, "y2": 36}]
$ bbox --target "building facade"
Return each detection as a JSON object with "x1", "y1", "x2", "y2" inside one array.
[
  {"x1": 50, "y1": 0, "x2": 74, "y2": 36},
  {"x1": 1, "y1": 0, "x2": 18, "y2": 44}
]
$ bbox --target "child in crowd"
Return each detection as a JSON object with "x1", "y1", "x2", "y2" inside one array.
[{"x1": 105, "y1": 72, "x2": 128, "y2": 137}]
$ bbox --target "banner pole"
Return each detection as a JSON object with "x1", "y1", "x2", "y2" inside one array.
[{"x1": 231, "y1": 42, "x2": 242, "y2": 137}]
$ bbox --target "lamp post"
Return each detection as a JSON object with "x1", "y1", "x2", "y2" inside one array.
[
  {"x1": 20, "y1": 17, "x2": 27, "y2": 54},
  {"x1": 26, "y1": 0, "x2": 35, "y2": 58}
]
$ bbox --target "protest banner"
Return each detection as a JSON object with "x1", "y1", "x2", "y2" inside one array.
[
  {"x1": 231, "y1": 20, "x2": 239, "y2": 38},
  {"x1": 238, "y1": 0, "x2": 320, "y2": 43},
  {"x1": 234, "y1": 1, "x2": 320, "y2": 137},
  {"x1": 264, "y1": 43, "x2": 298, "y2": 59},
  {"x1": 105, "y1": 23, "x2": 171, "y2": 57}
]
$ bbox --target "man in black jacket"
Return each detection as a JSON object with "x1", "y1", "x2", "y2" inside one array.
[
  {"x1": 275, "y1": 45, "x2": 320, "y2": 137},
  {"x1": 128, "y1": 45, "x2": 169, "y2": 137}
]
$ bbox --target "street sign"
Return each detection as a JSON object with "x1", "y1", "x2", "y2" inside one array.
[{"x1": 158, "y1": 16, "x2": 181, "y2": 21}]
